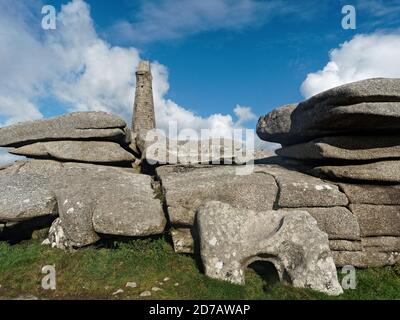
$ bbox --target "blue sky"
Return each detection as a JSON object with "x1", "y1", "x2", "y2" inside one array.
[
  {"x1": 56, "y1": 0, "x2": 398, "y2": 114},
  {"x1": 0, "y1": 0, "x2": 400, "y2": 158}
]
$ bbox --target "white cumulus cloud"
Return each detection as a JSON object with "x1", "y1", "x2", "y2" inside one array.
[
  {"x1": 301, "y1": 33, "x2": 400, "y2": 98},
  {"x1": 0, "y1": 0, "x2": 274, "y2": 163}
]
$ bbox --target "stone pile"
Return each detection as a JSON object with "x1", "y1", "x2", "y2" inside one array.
[
  {"x1": 256, "y1": 78, "x2": 400, "y2": 267},
  {"x1": 8, "y1": 64, "x2": 399, "y2": 296},
  {"x1": 0, "y1": 111, "x2": 166, "y2": 248}
]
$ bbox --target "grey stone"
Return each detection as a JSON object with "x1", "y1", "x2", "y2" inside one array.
[
  {"x1": 92, "y1": 173, "x2": 166, "y2": 237},
  {"x1": 329, "y1": 240, "x2": 362, "y2": 252},
  {"x1": 132, "y1": 61, "x2": 156, "y2": 136},
  {"x1": 332, "y1": 251, "x2": 400, "y2": 268},
  {"x1": 257, "y1": 79, "x2": 400, "y2": 145},
  {"x1": 291, "y1": 102, "x2": 400, "y2": 138},
  {"x1": 362, "y1": 237, "x2": 400, "y2": 252},
  {"x1": 10, "y1": 141, "x2": 135, "y2": 163},
  {"x1": 349, "y1": 204, "x2": 400, "y2": 237},
  {"x1": 45, "y1": 218, "x2": 71, "y2": 250},
  {"x1": 125, "y1": 282, "x2": 138, "y2": 288},
  {"x1": 291, "y1": 78, "x2": 400, "y2": 136},
  {"x1": 339, "y1": 183, "x2": 400, "y2": 205},
  {"x1": 298, "y1": 78, "x2": 400, "y2": 110},
  {"x1": 284, "y1": 207, "x2": 360, "y2": 240},
  {"x1": 261, "y1": 166, "x2": 348, "y2": 208},
  {"x1": 277, "y1": 135, "x2": 400, "y2": 161},
  {"x1": 139, "y1": 130, "x2": 248, "y2": 165},
  {"x1": 0, "y1": 112, "x2": 127, "y2": 147},
  {"x1": 171, "y1": 228, "x2": 195, "y2": 254},
  {"x1": 55, "y1": 187, "x2": 100, "y2": 248},
  {"x1": 197, "y1": 201, "x2": 343, "y2": 295},
  {"x1": 156, "y1": 165, "x2": 278, "y2": 226},
  {"x1": 0, "y1": 160, "x2": 166, "y2": 245},
  {"x1": 256, "y1": 104, "x2": 301, "y2": 145},
  {"x1": 139, "y1": 291, "x2": 152, "y2": 297},
  {"x1": 0, "y1": 161, "x2": 59, "y2": 222},
  {"x1": 314, "y1": 161, "x2": 400, "y2": 183}
]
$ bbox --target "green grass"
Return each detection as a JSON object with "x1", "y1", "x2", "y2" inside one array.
[{"x1": 0, "y1": 237, "x2": 399, "y2": 300}]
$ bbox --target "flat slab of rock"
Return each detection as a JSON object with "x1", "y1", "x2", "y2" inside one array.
[
  {"x1": 329, "y1": 240, "x2": 362, "y2": 252},
  {"x1": 339, "y1": 183, "x2": 400, "y2": 205},
  {"x1": 137, "y1": 131, "x2": 250, "y2": 165},
  {"x1": 314, "y1": 161, "x2": 400, "y2": 183},
  {"x1": 257, "y1": 79, "x2": 400, "y2": 145},
  {"x1": 256, "y1": 104, "x2": 302, "y2": 145},
  {"x1": 285, "y1": 207, "x2": 360, "y2": 240},
  {"x1": 0, "y1": 161, "x2": 60, "y2": 222},
  {"x1": 298, "y1": 78, "x2": 400, "y2": 110},
  {"x1": 362, "y1": 237, "x2": 400, "y2": 252},
  {"x1": 92, "y1": 174, "x2": 166, "y2": 237},
  {"x1": 259, "y1": 166, "x2": 348, "y2": 208},
  {"x1": 197, "y1": 201, "x2": 343, "y2": 295},
  {"x1": 277, "y1": 135, "x2": 400, "y2": 161},
  {"x1": 10, "y1": 141, "x2": 135, "y2": 163},
  {"x1": 170, "y1": 228, "x2": 195, "y2": 254},
  {"x1": 55, "y1": 187, "x2": 100, "y2": 248},
  {"x1": 349, "y1": 204, "x2": 400, "y2": 237},
  {"x1": 0, "y1": 160, "x2": 165, "y2": 246},
  {"x1": 156, "y1": 165, "x2": 278, "y2": 226},
  {"x1": 332, "y1": 251, "x2": 400, "y2": 268},
  {"x1": 0, "y1": 112, "x2": 128, "y2": 147}
]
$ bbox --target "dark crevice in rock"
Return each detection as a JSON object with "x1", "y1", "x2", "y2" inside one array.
[
  {"x1": 247, "y1": 260, "x2": 281, "y2": 291},
  {"x1": 0, "y1": 215, "x2": 56, "y2": 245}
]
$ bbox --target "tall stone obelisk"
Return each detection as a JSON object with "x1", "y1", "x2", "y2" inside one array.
[{"x1": 132, "y1": 61, "x2": 156, "y2": 136}]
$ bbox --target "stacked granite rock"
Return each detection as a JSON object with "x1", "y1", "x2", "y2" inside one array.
[
  {"x1": 0, "y1": 111, "x2": 166, "y2": 248},
  {"x1": 256, "y1": 78, "x2": 400, "y2": 267}
]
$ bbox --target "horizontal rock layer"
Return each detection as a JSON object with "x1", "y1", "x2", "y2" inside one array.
[
  {"x1": 156, "y1": 165, "x2": 278, "y2": 226},
  {"x1": 257, "y1": 78, "x2": 400, "y2": 145},
  {"x1": 10, "y1": 141, "x2": 135, "y2": 164},
  {"x1": 0, "y1": 112, "x2": 129, "y2": 147},
  {"x1": 276, "y1": 135, "x2": 400, "y2": 161},
  {"x1": 0, "y1": 160, "x2": 165, "y2": 247},
  {"x1": 314, "y1": 160, "x2": 400, "y2": 183}
]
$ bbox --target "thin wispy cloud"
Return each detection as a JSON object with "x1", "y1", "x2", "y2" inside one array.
[{"x1": 109, "y1": 0, "x2": 314, "y2": 44}]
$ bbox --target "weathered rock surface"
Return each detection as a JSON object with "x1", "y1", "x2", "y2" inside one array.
[
  {"x1": 92, "y1": 174, "x2": 166, "y2": 237},
  {"x1": 0, "y1": 160, "x2": 166, "y2": 246},
  {"x1": 0, "y1": 161, "x2": 60, "y2": 222},
  {"x1": 291, "y1": 102, "x2": 400, "y2": 138},
  {"x1": 138, "y1": 130, "x2": 249, "y2": 165},
  {"x1": 170, "y1": 228, "x2": 195, "y2": 254},
  {"x1": 332, "y1": 251, "x2": 400, "y2": 268},
  {"x1": 297, "y1": 78, "x2": 400, "y2": 111},
  {"x1": 257, "y1": 79, "x2": 400, "y2": 145},
  {"x1": 0, "y1": 112, "x2": 128, "y2": 147},
  {"x1": 349, "y1": 204, "x2": 400, "y2": 237},
  {"x1": 261, "y1": 166, "x2": 348, "y2": 208},
  {"x1": 197, "y1": 201, "x2": 343, "y2": 295},
  {"x1": 284, "y1": 207, "x2": 360, "y2": 240},
  {"x1": 362, "y1": 237, "x2": 400, "y2": 252},
  {"x1": 10, "y1": 141, "x2": 135, "y2": 163},
  {"x1": 156, "y1": 165, "x2": 278, "y2": 226},
  {"x1": 44, "y1": 218, "x2": 71, "y2": 250},
  {"x1": 256, "y1": 104, "x2": 300, "y2": 145},
  {"x1": 339, "y1": 183, "x2": 400, "y2": 205},
  {"x1": 329, "y1": 240, "x2": 362, "y2": 252},
  {"x1": 276, "y1": 135, "x2": 400, "y2": 161},
  {"x1": 55, "y1": 187, "x2": 100, "y2": 247},
  {"x1": 314, "y1": 161, "x2": 400, "y2": 183}
]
